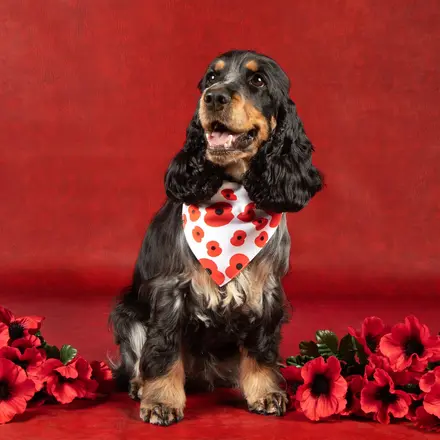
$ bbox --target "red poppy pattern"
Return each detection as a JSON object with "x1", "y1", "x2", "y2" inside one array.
[
  {"x1": 221, "y1": 188, "x2": 237, "y2": 201},
  {"x1": 182, "y1": 182, "x2": 281, "y2": 286},
  {"x1": 206, "y1": 241, "x2": 222, "y2": 257},
  {"x1": 230, "y1": 230, "x2": 247, "y2": 246}
]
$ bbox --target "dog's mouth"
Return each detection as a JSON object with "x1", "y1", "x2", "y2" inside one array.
[{"x1": 205, "y1": 122, "x2": 258, "y2": 152}]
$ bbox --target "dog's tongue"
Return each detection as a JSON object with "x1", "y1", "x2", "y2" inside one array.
[{"x1": 206, "y1": 131, "x2": 239, "y2": 148}]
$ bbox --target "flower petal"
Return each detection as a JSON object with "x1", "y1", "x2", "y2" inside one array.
[
  {"x1": 325, "y1": 356, "x2": 342, "y2": 380},
  {"x1": 424, "y1": 385, "x2": 440, "y2": 418},
  {"x1": 360, "y1": 383, "x2": 382, "y2": 414},
  {"x1": 388, "y1": 391, "x2": 411, "y2": 418},
  {"x1": 362, "y1": 316, "x2": 385, "y2": 338},
  {"x1": 332, "y1": 376, "x2": 348, "y2": 398},
  {"x1": 0, "y1": 307, "x2": 14, "y2": 326},
  {"x1": 301, "y1": 357, "x2": 327, "y2": 383}
]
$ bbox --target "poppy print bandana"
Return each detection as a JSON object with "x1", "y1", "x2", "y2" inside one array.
[{"x1": 182, "y1": 182, "x2": 282, "y2": 286}]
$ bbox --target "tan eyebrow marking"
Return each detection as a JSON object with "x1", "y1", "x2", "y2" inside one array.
[
  {"x1": 245, "y1": 60, "x2": 259, "y2": 72},
  {"x1": 214, "y1": 60, "x2": 225, "y2": 71}
]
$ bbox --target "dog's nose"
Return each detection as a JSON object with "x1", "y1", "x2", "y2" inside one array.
[{"x1": 204, "y1": 89, "x2": 231, "y2": 110}]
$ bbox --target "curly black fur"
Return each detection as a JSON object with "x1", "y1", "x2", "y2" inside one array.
[{"x1": 109, "y1": 50, "x2": 323, "y2": 421}]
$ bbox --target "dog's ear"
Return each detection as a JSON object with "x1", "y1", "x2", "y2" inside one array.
[
  {"x1": 243, "y1": 98, "x2": 323, "y2": 213},
  {"x1": 164, "y1": 112, "x2": 224, "y2": 204}
]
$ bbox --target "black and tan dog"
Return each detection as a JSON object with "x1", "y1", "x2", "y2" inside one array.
[{"x1": 110, "y1": 50, "x2": 323, "y2": 426}]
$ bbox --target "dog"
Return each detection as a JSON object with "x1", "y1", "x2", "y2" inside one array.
[{"x1": 110, "y1": 50, "x2": 323, "y2": 426}]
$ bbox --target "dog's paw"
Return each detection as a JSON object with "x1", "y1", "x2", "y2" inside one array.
[
  {"x1": 140, "y1": 403, "x2": 184, "y2": 426},
  {"x1": 248, "y1": 391, "x2": 288, "y2": 416}
]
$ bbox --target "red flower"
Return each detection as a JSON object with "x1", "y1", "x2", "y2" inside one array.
[
  {"x1": 199, "y1": 259, "x2": 225, "y2": 286},
  {"x1": 11, "y1": 335, "x2": 41, "y2": 352},
  {"x1": 204, "y1": 202, "x2": 234, "y2": 227},
  {"x1": 360, "y1": 368, "x2": 411, "y2": 424},
  {"x1": 0, "y1": 346, "x2": 46, "y2": 391},
  {"x1": 348, "y1": 316, "x2": 388, "y2": 356},
  {"x1": 379, "y1": 315, "x2": 440, "y2": 372},
  {"x1": 188, "y1": 205, "x2": 201, "y2": 221},
  {"x1": 192, "y1": 226, "x2": 204, "y2": 243},
  {"x1": 255, "y1": 231, "x2": 268, "y2": 248},
  {"x1": 252, "y1": 217, "x2": 268, "y2": 231},
  {"x1": 0, "y1": 306, "x2": 44, "y2": 347},
  {"x1": 38, "y1": 356, "x2": 98, "y2": 404},
  {"x1": 341, "y1": 375, "x2": 366, "y2": 416},
  {"x1": 296, "y1": 356, "x2": 347, "y2": 421},
  {"x1": 237, "y1": 203, "x2": 256, "y2": 222},
  {"x1": 225, "y1": 254, "x2": 250, "y2": 279},
  {"x1": 221, "y1": 188, "x2": 237, "y2": 201},
  {"x1": 90, "y1": 361, "x2": 114, "y2": 394},
  {"x1": 230, "y1": 230, "x2": 246, "y2": 246},
  {"x1": 0, "y1": 358, "x2": 35, "y2": 424},
  {"x1": 420, "y1": 367, "x2": 440, "y2": 394},
  {"x1": 414, "y1": 406, "x2": 440, "y2": 432},
  {"x1": 424, "y1": 383, "x2": 440, "y2": 419},
  {"x1": 267, "y1": 212, "x2": 282, "y2": 228},
  {"x1": 182, "y1": 214, "x2": 187, "y2": 228},
  {"x1": 206, "y1": 241, "x2": 222, "y2": 257}
]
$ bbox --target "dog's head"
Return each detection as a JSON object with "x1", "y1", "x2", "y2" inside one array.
[{"x1": 165, "y1": 50, "x2": 323, "y2": 212}]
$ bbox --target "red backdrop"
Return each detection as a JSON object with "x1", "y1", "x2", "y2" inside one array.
[{"x1": 0, "y1": 0, "x2": 439, "y2": 300}]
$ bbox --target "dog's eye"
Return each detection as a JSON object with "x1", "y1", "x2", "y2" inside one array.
[
  {"x1": 249, "y1": 74, "x2": 266, "y2": 88},
  {"x1": 206, "y1": 72, "x2": 217, "y2": 84}
]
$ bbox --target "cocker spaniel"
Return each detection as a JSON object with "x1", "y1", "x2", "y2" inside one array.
[{"x1": 110, "y1": 50, "x2": 323, "y2": 426}]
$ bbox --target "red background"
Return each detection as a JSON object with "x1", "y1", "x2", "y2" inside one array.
[{"x1": 0, "y1": 1, "x2": 439, "y2": 438}]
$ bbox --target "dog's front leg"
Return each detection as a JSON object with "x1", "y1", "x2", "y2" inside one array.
[
  {"x1": 138, "y1": 286, "x2": 186, "y2": 426},
  {"x1": 240, "y1": 322, "x2": 288, "y2": 416}
]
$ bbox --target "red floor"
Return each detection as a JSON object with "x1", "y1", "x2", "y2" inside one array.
[{"x1": 1, "y1": 276, "x2": 438, "y2": 439}]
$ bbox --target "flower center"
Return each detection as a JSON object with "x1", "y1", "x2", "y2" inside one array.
[
  {"x1": 8, "y1": 321, "x2": 25, "y2": 340},
  {"x1": 0, "y1": 380, "x2": 10, "y2": 400},
  {"x1": 365, "y1": 334, "x2": 377, "y2": 353},
  {"x1": 311, "y1": 374, "x2": 330, "y2": 396},
  {"x1": 375, "y1": 385, "x2": 398, "y2": 404},
  {"x1": 404, "y1": 337, "x2": 424, "y2": 357}
]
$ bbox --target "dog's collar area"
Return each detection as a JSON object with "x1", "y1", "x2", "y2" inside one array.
[{"x1": 182, "y1": 182, "x2": 283, "y2": 286}]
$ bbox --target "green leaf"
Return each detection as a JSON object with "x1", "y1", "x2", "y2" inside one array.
[
  {"x1": 286, "y1": 355, "x2": 314, "y2": 367},
  {"x1": 44, "y1": 344, "x2": 60, "y2": 360},
  {"x1": 338, "y1": 334, "x2": 357, "y2": 364},
  {"x1": 315, "y1": 330, "x2": 338, "y2": 357},
  {"x1": 428, "y1": 361, "x2": 440, "y2": 371},
  {"x1": 352, "y1": 338, "x2": 368, "y2": 365},
  {"x1": 299, "y1": 340, "x2": 320, "y2": 357},
  {"x1": 60, "y1": 345, "x2": 78, "y2": 365}
]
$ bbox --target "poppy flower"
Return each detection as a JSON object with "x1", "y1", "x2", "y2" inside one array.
[
  {"x1": 360, "y1": 368, "x2": 411, "y2": 424},
  {"x1": 0, "y1": 358, "x2": 35, "y2": 424},
  {"x1": 221, "y1": 188, "x2": 237, "y2": 201},
  {"x1": 206, "y1": 241, "x2": 222, "y2": 257},
  {"x1": 188, "y1": 205, "x2": 201, "y2": 221},
  {"x1": 423, "y1": 383, "x2": 440, "y2": 419},
  {"x1": 296, "y1": 356, "x2": 347, "y2": 421},
  {"x1": 90, "y1": 361, "x2": 114, "y2": 394},
  {"x1": 0, "y1": 346, "x2": 46, "y2": 391},
  {"x1": 237, "y1": 203, "x2": 256, "y2": 222},
  {"x1": 11, "y1": 335, "x2": 42, "y2": 352},
  {"x1": 414, "y1": 406, "x2": 440, "y2": 432},
  {"x1": 0, "y1": 306, "x2": 44, "y2": 347},
  {"x1": 420, "y1": 367, "x2": 440, "y2": 394},
  {"x1": 192, "y1": 226, "x2": 204, "y2": 243},
  {"x1": 379, "y1": 315, "x2": 440, "y2": 372},
  {"x1": 38, "y1": 356, "x2": 98, "y2": 404},
  {"x1": 204, "y1": 202, "x2": 234, "y2": 227},
  {"x1": 341, "y1": 375, "x2": 366, "y2": 416},
  {"x1": 199, "y1": 259, "x2": 225, "y2": 286},
  {"x1": 230, "y1": 230, "x2": 247, "y2": 247},
  {"x1": 182, "y1": 214, "x2": 187, "y2": 228},
  {"x1": 348, "y1": 316, "x2": 388, "y2": 356},
  {"x1": 255, "y1": 231, "x2": 269, "y2": 248},
  {"x1": 268, "y1": 212, "x2": 282, "y2": 228},
  {"x1": 225, "y1": 254, "x2": 250, "y2": 279},
  {"x1": 252, "y1": 217, "x2": 268, "y2": 231}
]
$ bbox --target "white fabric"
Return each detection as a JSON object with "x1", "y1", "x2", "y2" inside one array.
[{"x1": 182, "y1": 181, "x2": 282, "y2": 286}]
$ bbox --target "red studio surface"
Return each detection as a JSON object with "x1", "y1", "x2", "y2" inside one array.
[{"x1": 0, "y1": 1, "x2": 439, "y2": 439}]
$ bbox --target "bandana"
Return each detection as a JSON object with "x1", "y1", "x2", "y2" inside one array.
[{"x1": 182, "y1": 182, "x2": 282, "y2": 286}]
